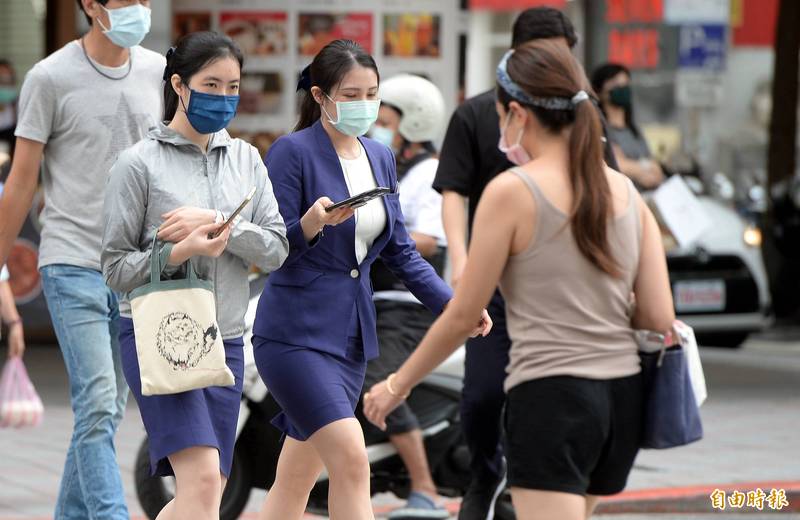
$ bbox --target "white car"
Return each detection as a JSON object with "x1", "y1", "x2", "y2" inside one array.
[{"x1": 656, "y1": 177, "x2": 771, "y2": 348}]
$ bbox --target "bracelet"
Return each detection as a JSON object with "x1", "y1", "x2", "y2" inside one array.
[{"x1": 386, "y1": 373, "x2": 410, "y2": 399}]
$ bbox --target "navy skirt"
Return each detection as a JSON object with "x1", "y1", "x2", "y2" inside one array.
[
  {"x1": 254, "y1": 334, "x2": 366, "y2": 441},
  {"x1": 119, "y1": 317, "x2": 244, "y2": 477}
]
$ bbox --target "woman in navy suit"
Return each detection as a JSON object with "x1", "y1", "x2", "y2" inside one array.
[{"x1": 253, "y1": 40, "x2": 491, "y2": 519}]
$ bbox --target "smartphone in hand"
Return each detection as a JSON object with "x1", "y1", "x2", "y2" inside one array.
[
  {"x1": 325, "y1": 187, "x2": 393, "y2": 213},
  {"x1": 209, "y1": 187, "x2": 257, "y2": 239}
]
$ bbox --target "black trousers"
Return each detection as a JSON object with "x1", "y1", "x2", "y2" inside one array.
[
  {"x1": 461, "y1": 290, "x2": 510, "y2": 485},
  {"x1": 364, "y1": 300, "x2": 435, "y2": 434}
]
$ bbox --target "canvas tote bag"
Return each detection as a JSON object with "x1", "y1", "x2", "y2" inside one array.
[{"x1": 130, "y1": 238, "x2": 234, "y2": 396}]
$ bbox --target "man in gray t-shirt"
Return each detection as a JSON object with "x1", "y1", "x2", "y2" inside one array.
[{"x1": 0, "y1": 1, "x2": 163, "y2": 517}]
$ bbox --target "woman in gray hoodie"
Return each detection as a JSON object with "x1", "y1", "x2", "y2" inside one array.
[{"x1": 101, "y1": 32, "x2": 288, "y2": 519}]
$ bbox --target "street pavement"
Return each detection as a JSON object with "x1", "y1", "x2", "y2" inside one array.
[{"x1": 0, "y1": 333, "x2": 798, "y2": 519}]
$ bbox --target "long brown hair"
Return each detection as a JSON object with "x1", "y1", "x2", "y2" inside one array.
[{"x1": 497, "y1": 39, "x2": 618, "y2": 277}]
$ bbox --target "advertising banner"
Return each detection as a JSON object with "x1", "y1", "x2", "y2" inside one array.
[{"x1": 172, "y1": 0, "x2": 460, "y2": 151}]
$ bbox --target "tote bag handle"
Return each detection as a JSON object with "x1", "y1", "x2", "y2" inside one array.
[{"x1": 148, "y1": 235, "x2": 201, "y2": 286}]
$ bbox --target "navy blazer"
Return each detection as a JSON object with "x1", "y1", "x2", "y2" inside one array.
[{"x1": 254, "y1": 120, "x2": 453, "y2": 360}]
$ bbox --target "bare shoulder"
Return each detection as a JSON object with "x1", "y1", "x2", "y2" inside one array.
[
  {"x1": 605, "y1": 165, "x2": 643, "y2": 213},
  {"x1": 604, "y1": 165, "x2": 633, "y2": 191},
  {"x1": 479, "y1": 169, "x2": 537, "y2": 220},
  {"x1": 485, "y1": 169, "x2": 533, "y2": 199}
]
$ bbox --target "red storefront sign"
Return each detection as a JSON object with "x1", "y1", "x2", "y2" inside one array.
[
  {"x1": 470, "y1": 0, "x2": 566, "y2": 10},
  {"x1": 608, "y1": 28, "x2": 660, "y2": 69},
  {"x1": 605, "y1": 0, "x2": 663, "y2": 23}
]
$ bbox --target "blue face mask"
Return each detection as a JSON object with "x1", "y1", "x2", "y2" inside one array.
[
  {"x1": 181, "y1": 88, "x2": 240, "y2": 134},
  {"x1": 98, "y1": 4, "x2": 152, "y2": 48},
  {"x1": 369, "y1": 126, "x2": 396, "y2": 151},
  {"x1": 323, "y1": 94, "x2": 380, "y2": 137}
]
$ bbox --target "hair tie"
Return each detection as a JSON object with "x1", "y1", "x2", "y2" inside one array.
[
  {"x1": 162, "y1": 46, "x2": 176, "y2": 81},
  {"x1": 571, "y1": 90, "x2": 589, "y2": 106},
  {"x1": 297, "y1": 64, "x2": 312, "y2": 92}
]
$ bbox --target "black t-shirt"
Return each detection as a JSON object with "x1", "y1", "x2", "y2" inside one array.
[
  {"x1": 433, "y1": 90, "x2": 511, "y2": 231},
  {"x1": 433, "y1": 89, "x2": 620, "y2": 232}
]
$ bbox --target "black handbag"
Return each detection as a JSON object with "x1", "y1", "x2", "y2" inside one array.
[{"x1": 639, "y1": 344, "x2": 704, "y2": 449}]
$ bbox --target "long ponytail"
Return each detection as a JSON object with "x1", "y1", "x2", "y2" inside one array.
[
  {"x1": 499, "y1": 39, "x2": 619, "y2": 276},
  {"x1": 568, "y1": 96, "x2": 619, "y2": 277}
]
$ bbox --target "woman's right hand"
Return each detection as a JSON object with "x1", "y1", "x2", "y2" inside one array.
[
  {"x1": 169, "y1": 223, "x2": 231, "y2": 265},
  {"x1": 300, "y1": 197, "x2": 356, "y2": 241}
]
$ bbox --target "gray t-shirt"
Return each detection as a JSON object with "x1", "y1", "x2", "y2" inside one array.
[
  {"x1": 607, "y1": 125, "x2": 651, "y2": 161},
  {"x1": 15, "y1": 41, "x2": 165, "y2": 271}
]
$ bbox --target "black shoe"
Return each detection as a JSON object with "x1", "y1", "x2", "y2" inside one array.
[{"x1": 457, "y1": 473, "x2": 508, "y2": 520}]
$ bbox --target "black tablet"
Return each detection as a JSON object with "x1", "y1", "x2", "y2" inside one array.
[{"x1": 325, "y1": 187, "x2": 393, "y2": 212}]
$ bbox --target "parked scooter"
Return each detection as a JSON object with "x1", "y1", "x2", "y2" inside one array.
[{"x1": 134, "y1": 276, "x2": 475, "y2": 519}]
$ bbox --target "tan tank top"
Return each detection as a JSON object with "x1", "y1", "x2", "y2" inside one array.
[{"x1": 499, "y1": 168, "x2": 642, "y2": 392}]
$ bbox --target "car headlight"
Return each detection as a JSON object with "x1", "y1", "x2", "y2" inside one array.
[{"x1": 743, "y1": 224, "x2": 762, "y2": 247}]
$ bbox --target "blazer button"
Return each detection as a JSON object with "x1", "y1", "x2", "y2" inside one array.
[{"x1": 350, "y1": 269, "x2": 359, "y2": 278}]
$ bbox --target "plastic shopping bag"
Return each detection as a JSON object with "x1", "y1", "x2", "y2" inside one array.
[
  {"x1": 673, "y1": 320, "x2": 707, "y2": 407},
  {"x1": 0, "y1": 357, "x2": 44, "y2": 428}
]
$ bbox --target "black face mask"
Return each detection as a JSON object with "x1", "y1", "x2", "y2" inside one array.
[{"x1": 609, "y1": 85, "x2": 632, "y2": 109}]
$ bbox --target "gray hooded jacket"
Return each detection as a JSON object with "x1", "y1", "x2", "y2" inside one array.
[{"x1": 101, "y1": 123, "x2": 289, "y2": 339}]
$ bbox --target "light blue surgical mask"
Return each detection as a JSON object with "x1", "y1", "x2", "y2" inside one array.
[
  {"x1": 98, "y1": 4, "x2": 152, "y2": 48},
  {"x1": 0, "y1": 87, "x2": 16, "y2": 105},
  {"x1": 370, "y1": 125, "x2": 396, "y2": 151},
  {"x1": 323, "y1": 94, "x2": 380, "y2": 137}
]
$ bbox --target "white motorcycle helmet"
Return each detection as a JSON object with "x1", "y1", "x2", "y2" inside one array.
[{"x1": 379, "y1": 74, "x2": 446, "y2": 144}]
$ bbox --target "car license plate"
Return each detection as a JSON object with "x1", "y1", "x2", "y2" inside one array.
[{"x1": 674, "y1": 280, "x2": 726, "y2": 312}]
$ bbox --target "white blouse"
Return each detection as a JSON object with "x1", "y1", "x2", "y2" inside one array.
[{"x1": 338, "y1": 143, "x2": 387, "y2": 264}]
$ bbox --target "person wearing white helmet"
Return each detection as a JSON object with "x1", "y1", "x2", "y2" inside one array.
[{"x1": 366, "y1": 73, "x2": 450, "y2": 520}]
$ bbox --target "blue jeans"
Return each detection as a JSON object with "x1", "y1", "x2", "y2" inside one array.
[{"x1": 40, "y1": 265, "x2": 129, "y2": 520}]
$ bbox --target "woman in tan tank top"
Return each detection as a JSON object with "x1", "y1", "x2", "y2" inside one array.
[{"x1": 364, "y1": 40, "x2": 674, "y2": 519}]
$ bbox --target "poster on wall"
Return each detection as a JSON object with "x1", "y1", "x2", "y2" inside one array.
[
  {"x1": 238, "y1": 72, "x2": 284, "y2": 115},
  {"x1": 169, "y1": 0, "x2": 459, "y2": 149},
  {"x1": 383, "y1": 14, "x2": 441, "y2": 58},
  {"x1": 220, "y1": 12, "x2": 288, "y2": 57},
  {"x1": 298, "y1": 13, "x2": 373, "y2": 56},
  {"x1": 173, "y1": 12, "x2": 212, "y2": 42}
]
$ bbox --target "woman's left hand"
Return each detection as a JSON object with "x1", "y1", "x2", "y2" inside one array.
[
  {"x1": 158, "y1": 207, "x2": 217, "y2": 243},
  {"x1": 469, "y1": 309, "x2": 493, "y2": 338},
  {"x1": 363, "y1": 380, "x2": 405, "y2": 431}
]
